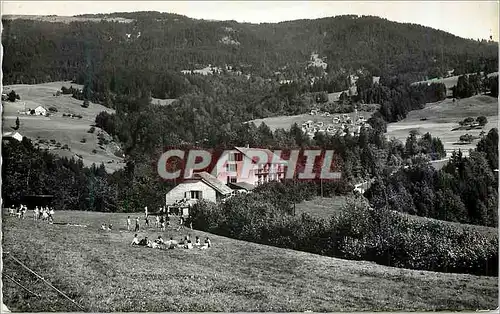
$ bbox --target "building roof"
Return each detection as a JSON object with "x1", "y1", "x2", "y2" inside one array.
[
  {"x1": 234, "y1": 147, "x2": 287, "y2": 165},
  {"x1": 228, "y1": 182, "x2": 256, "y2": 191},
  {"x1": 2, "y1": 132, "x2": 23, "y2": 142},
  {"x1": 193, "y1": 171, "x2": 233, "y2": 195}
]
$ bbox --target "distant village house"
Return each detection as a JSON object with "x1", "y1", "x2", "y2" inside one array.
[
  {"x1": 2, "y1": 131, "x2": 23, "y2": 142},
  {"x1": 34, "y1": 106, "x2": 47, "y2": 116}
]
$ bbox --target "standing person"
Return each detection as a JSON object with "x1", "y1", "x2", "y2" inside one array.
[
  {"x1": 49, "y1": 207, "x2": 55, "y2": 224},
  {"x1": 160, "y1": 215, "x2": 165, "y2": 232},
  {"x1": 144, "y1": 206, "x2": 148, "y2": 218},
  {"x1": 127, "y1": 216, "x2": 131, "y2": 231},
  {"x1": 145, "y1": 215, "x2": 149, "y2": 228},
  {"x1": 155, "y1": 215, "x2": 160, "y2": 228},
  {"x1": 34, "y1": 206, "x2": 39, "y2": 221},
  {"x1": 42, "y1": 208, "x2": 49, "y2": 223},
  {"x1": 135, "y1": 217, "x2": 140, "y2": 232}
]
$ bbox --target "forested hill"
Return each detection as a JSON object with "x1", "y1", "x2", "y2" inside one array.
[{"x1": 2, "y1": 12, "x2": 498, "y2": 97}]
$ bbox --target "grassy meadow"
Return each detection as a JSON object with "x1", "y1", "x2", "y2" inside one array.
[
  {"x1": 2, "y1": 210, "x2": 498, "y2": 312},
  {"x1": 151, "y1": 98, "x2": 178, "y2": 106},
  {"x1": 411, "y1": 72, "x2": 499, "y2": 96},
  {"x1": 386, "y1": 95, "x2": 498, "y2": 157},
  {"x1": 295, "y1": 196, "x2": 349, "y2": 219},
  {"x1": 2, "y1": 82, "x2": 124, "y2": 172}
]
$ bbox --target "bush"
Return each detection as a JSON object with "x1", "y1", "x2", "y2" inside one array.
[
  {"x1": 337, "y1": 204, "x2": 498, "y2": 276},
  {"x1": 87, "y1": 126, "x2": 96, "y2": 134},
  {"x1": 459, "y1": 134, "x2": 473, "y2": 143},
  {"x1": 114, "y1": 149, "x2": 124, "y2": 158},
  {"x1": 191, "y1": 195, "x2": 498, "y2": 276},
  {"x1": 92, "y1": 149, "x2": 97, "y2": 154},
  {"x1": 477, "y1": 116, "x2": 488, "y2": 126},
  {"x1": 80, "y1": 138, "x2": 87, "y2": 143},
  {"x1": 48, "y1": 106, "x2": 58, "y2": 112},
  {"x1": 8, "y1": 90, "x2": 19, "y2": 102}
]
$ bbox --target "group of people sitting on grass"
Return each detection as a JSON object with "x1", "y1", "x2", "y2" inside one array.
[
  {"x1": 100, "y1": 223, "x2": 113, "y2": 230},
  {"x1": 130, "y1": 234, "x2": 211, "y2": 250}
]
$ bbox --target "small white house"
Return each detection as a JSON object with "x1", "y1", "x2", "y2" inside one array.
[
  {"x1": 34, "y1": 106, "x2": 47, "y2": 116},
  {"x1": 3, "y1": 132, "x2": 23, "y2": 142}
]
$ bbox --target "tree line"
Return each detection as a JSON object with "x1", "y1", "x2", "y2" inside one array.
[
  {"x1": 365, "y1": 128, "x2": 498, "y2": 227},
  {"x1": 2, "y1": 13, "x2": 497, "y2": 93}
]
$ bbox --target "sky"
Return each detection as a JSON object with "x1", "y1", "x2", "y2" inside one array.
[{"x1": 2, "y1": 1, "x2": 499, "y2": 41}]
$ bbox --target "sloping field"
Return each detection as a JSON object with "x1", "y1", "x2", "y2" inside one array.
[
  {"x1": 151, "y1": 98, "x2": 178, "y2": 106},
  {"x1": 248, "y1": 110, "x2": 374, "y2": 131},
  {"x1": 2, "y1": 210, "x2": 497, "y2": 312},
  {"x1": 386, "y1": 95, "x2": 498, "y2": 157},
  {"x1": 412, "y1": 75, "x2": 463, "y2": 92},
  {"x1": 295, "y1": 196, "x2": 349, "y2": 218},
  {"x1": 2, "y1": 82, "x2": 124, "y2": 172},
  {"x1": 411, "y1": 72, "x2": 499, "y2": 96}
]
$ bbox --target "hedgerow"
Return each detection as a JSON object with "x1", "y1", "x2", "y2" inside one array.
[{"x1": 191, "y1": 195, "x2": 498, "y2": 276}]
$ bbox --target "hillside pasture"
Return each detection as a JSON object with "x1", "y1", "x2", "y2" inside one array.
[
  {"x1": 2, "y1": 82, "x2": 124, "y2": 172},
  {"x1": 412, "y1": 75, "x2": 463, "y2": 94},
  {"x1": 295, "y1": 196, "x2": 348, "y2": 219},
  {"x1": 386, "y1": 95, "x2": 498, "y2": 157},
  {"x1": 151, "y1": 98, "x2": 178, "y2": 106},
  {"x1": 411, "y1": 72, "x2": 499, "y2": 96},
  {"x1": 2, "y1": 210, "x2": 498, "y2": 312}
]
